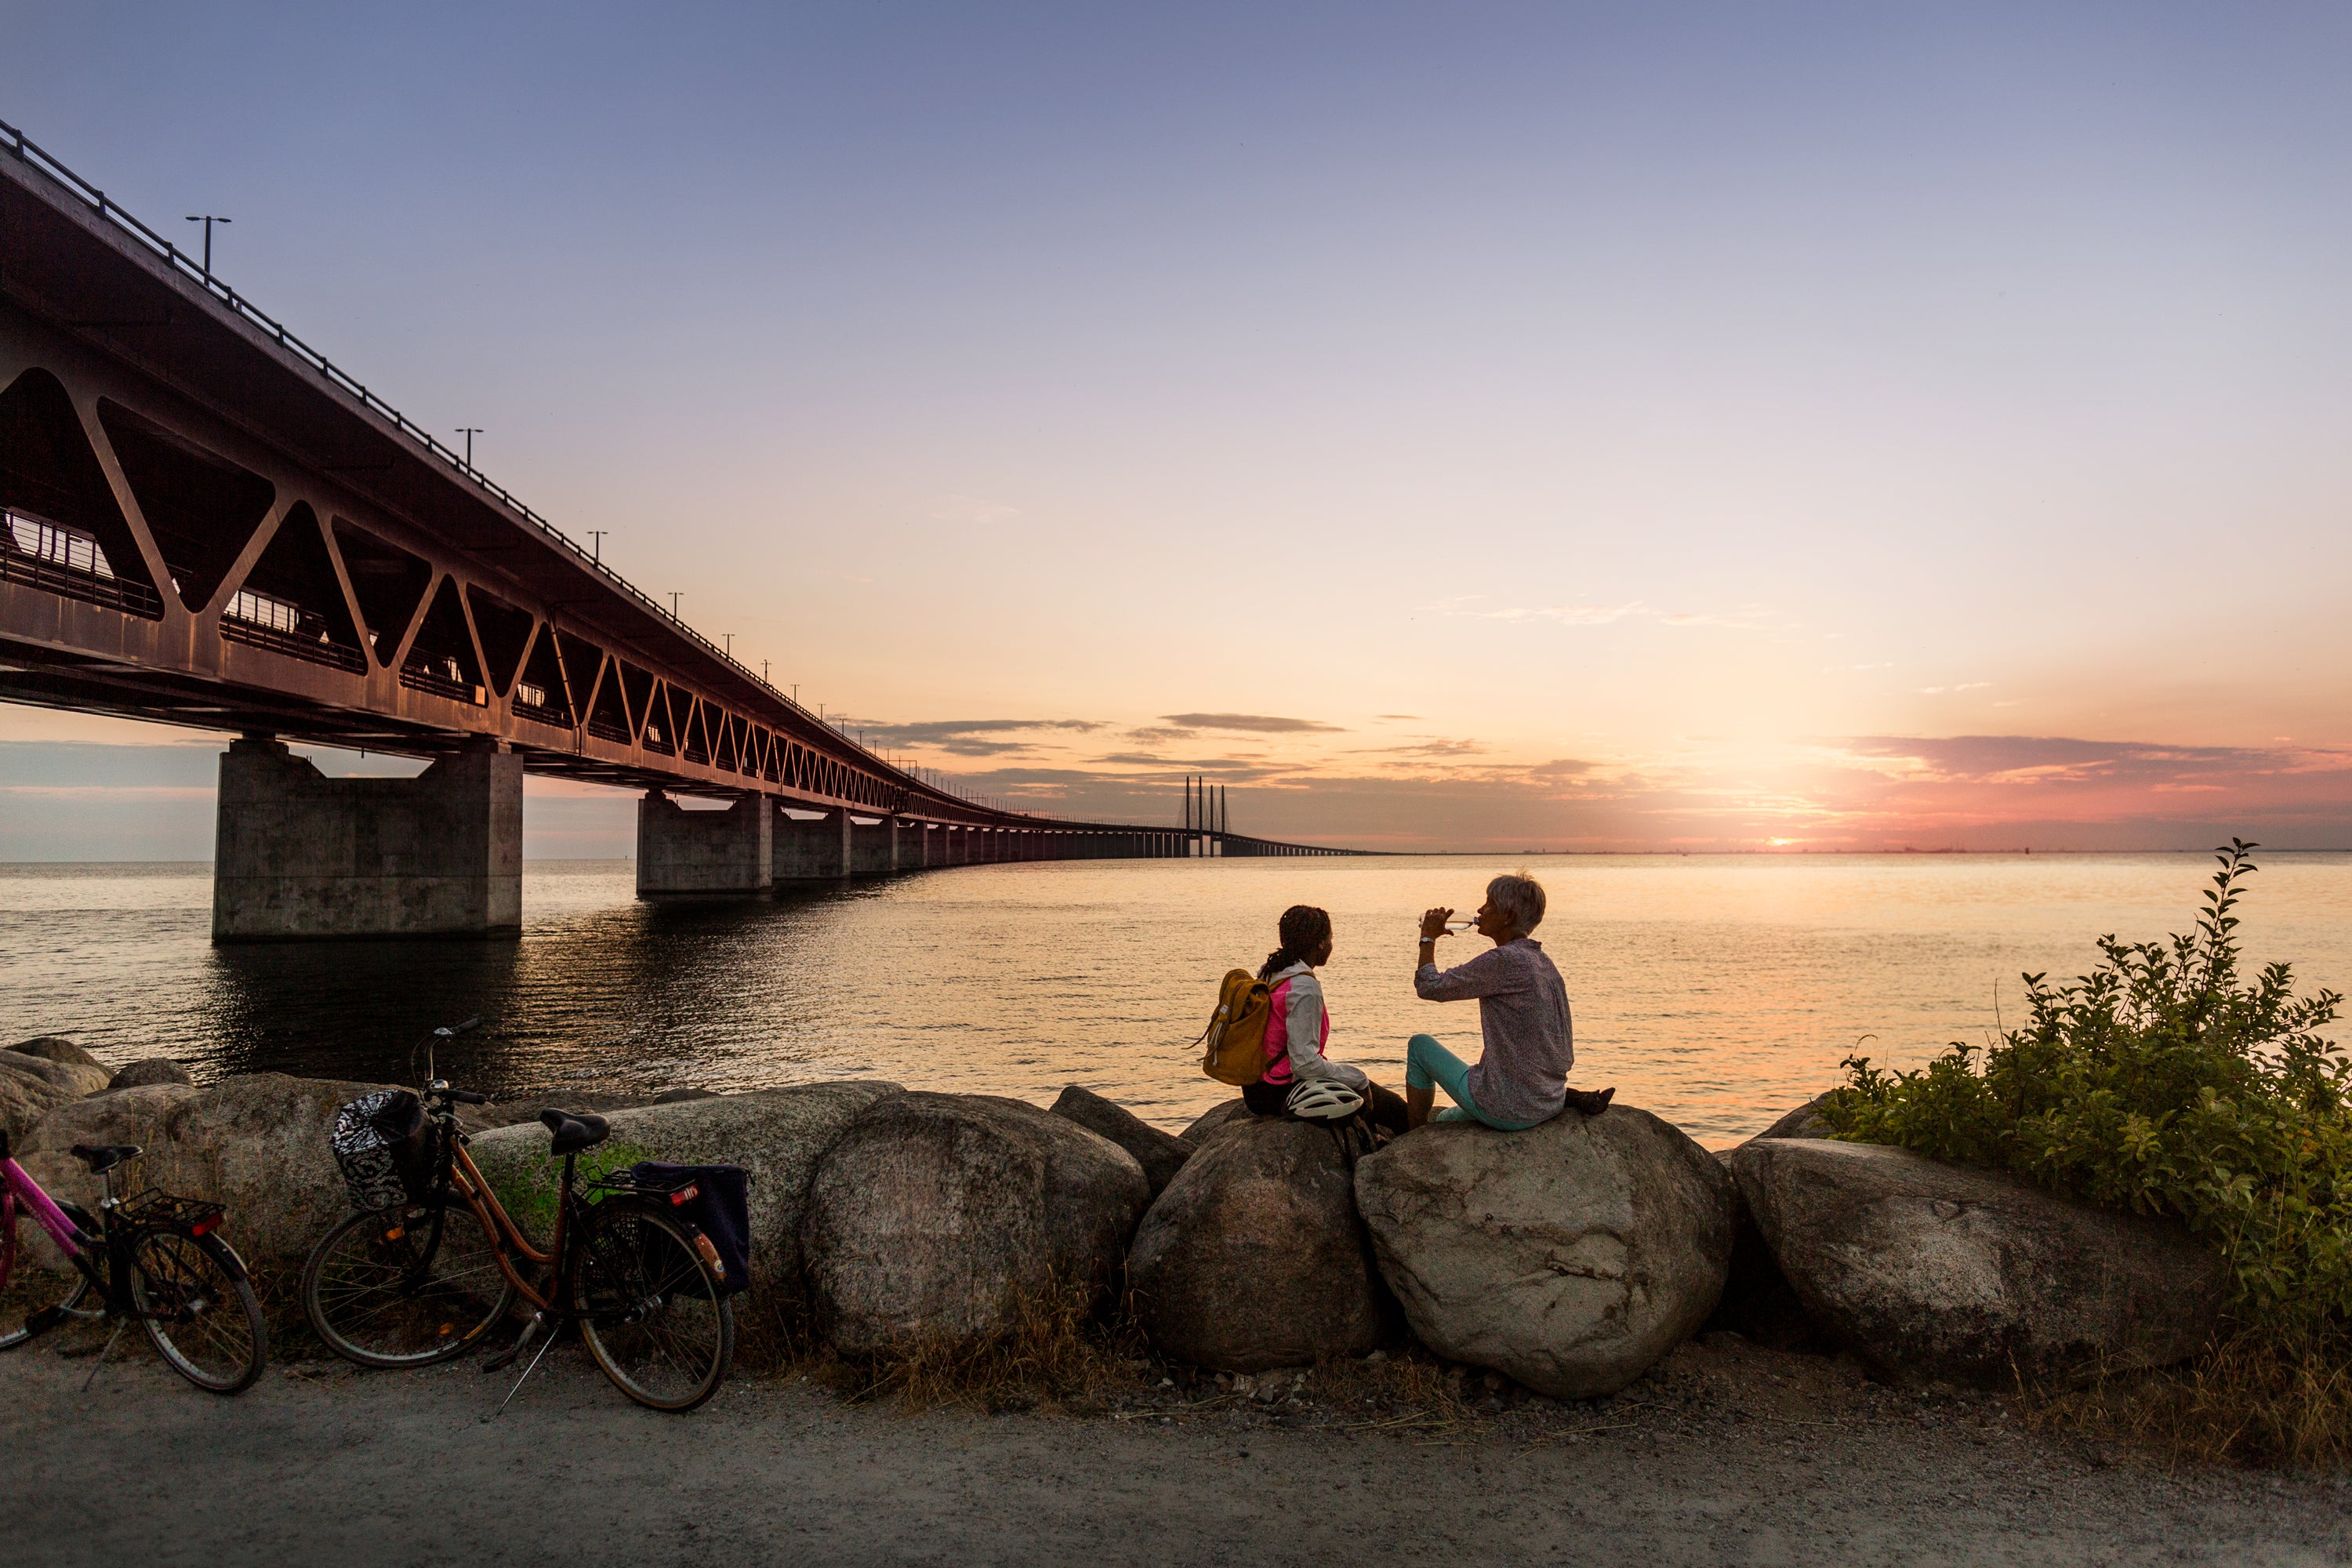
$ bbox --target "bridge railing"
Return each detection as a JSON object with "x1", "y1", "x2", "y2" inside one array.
[{"x1": 0, "y1": 114, "x2": 1017, "y2": 819}]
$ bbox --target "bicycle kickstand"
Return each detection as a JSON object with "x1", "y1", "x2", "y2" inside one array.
[
  {"x1": 488, "y1": 1312, "x2": 556, "y2": 1419},
  {"x1": 81, "y1": 1323, "x2": 127, "y2": 1394}
]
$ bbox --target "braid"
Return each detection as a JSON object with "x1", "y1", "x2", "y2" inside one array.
[{"x1": 1258, "y1": 904, "x2": 1333, "y2": 981}]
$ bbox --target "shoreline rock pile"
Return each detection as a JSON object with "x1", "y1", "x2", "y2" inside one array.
[{"x1": 2, "y1": 1034, "x2": 2233, "y2": 1396}]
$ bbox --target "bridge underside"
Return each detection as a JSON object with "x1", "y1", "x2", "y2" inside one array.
[{"x1": 0, "y1": 126, "x2": 1355, "y2": 939}]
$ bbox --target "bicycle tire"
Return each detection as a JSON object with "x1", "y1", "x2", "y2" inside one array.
[
  {"x1": 302, "y1": 1202, "x2": 517, "y2": 1369},
  {"x1": 571, "y1": 1202, "x2": 734, "y2": 1412},
  {"x1": 132, "y1": 1229, "x2": 266, "y2": 1394},
  {"x1": 0, "y1": 1269, "x2": 99, "y2": 1352}
]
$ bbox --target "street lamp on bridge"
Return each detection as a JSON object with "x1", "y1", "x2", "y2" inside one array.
[{"x1": 183, "y1": 214, "x2": 230, "y2": 277}]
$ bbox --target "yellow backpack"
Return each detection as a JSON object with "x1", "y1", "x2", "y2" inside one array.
[{"x1": 1196, "y1": 968, "x2": 1273, "y2": 1086}]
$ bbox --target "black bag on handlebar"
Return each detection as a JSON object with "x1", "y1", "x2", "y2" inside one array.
[{"x1": 329, "y1": 1090, "x2": 441, "y2": 1211}]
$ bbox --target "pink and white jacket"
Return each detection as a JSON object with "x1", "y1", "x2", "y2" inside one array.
[{"x1": 1260, "y1": 960, "x2": 1371, "y2": 1092}]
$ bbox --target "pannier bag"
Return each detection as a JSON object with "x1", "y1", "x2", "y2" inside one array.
[
  {"x1": 329, "y1": 1090, "x2": 441, "y2": 1212},
  {"x1": 627, "y1": 1162, "x2": 752, "y2": 1298},
  {"x1": 1196, "y1": 968, "x2": 1273, "y2": 1086}
]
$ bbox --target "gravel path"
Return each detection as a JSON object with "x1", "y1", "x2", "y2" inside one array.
[{"x1": 4, "y1": 1329, "x2": 2346, "y2": 1567}]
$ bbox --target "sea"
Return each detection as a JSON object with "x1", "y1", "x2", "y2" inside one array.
[{"x1": 3, "y1": 852, "x2": 2346, "y2": 1149}]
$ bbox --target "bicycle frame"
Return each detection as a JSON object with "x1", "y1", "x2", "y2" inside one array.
[
  {"x1": 1, "y1": 1152, "x2": 89, "y2": 1287},
  {"x1": 435, "y1": 1134, "x2": 574, "y2": 1316}
]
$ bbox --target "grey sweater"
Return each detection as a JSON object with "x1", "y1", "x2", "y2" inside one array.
[{"x1": 1414, "y1": 937, "x2": 1573, "y2": 1125}]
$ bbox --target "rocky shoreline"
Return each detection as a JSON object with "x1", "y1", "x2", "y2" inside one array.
[{"x1": 3, "y1": 1035, "x2": 2229, "y2": 1400}]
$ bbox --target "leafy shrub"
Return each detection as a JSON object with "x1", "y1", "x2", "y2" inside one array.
[{"x1": 1822, "y1": 840, "x2": 2352, "y2": 1338}]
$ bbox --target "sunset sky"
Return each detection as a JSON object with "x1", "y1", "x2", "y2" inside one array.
[{"x1": 5, "y1": 3, "x2": 2348, "y2": 856}]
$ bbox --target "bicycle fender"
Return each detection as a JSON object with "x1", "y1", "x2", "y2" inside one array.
[{"x1": 207, "y1": 1236, "x2": 252, "y2": 1281}]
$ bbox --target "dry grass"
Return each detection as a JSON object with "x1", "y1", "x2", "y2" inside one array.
[
  {"x1": 811, "y1": 1284, "x2": 1154, "y2": 1415},
  {"x1": 2025, "y1": 1330, "x2": 2352, "y2": 1471}
]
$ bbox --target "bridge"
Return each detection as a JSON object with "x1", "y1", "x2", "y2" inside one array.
[{"x1": 0, "y1": 122, "x2": 1359, "y2": 940}]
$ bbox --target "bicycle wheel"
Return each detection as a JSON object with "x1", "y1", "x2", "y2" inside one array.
[
  {"x1": 302, "y1": 1202, "x2": 517, "y2": 1368},
  {"x1": 572, "y1": 1203, "x2": 734, "y2": 1412},
  {"x1": 0, "y1": 1268, "x2": 100, "y2": 1352},
  {"x1": 132, "y1": 1229, "x2": 266, "y2": 1394}
]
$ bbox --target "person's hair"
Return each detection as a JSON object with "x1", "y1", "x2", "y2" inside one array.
[
  {"x1": 1259, "y1": 904, "x2": 1334, "y2": 980},
  {"x1": 1486, "y1": 872, "x2": 1546, "y2": 935}
]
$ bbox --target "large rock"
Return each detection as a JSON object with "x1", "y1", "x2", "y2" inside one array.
[
  {"x1": 2, "y1": 1049, "x2": 111, "y2": 1101},
  {"x1": 12, "y1": 1036, "x2": 108, "y2": 1073},
  {"x1": 106, "y1": 1058, "x2": 194, "y2": 1092},
  {"x1": 1181, "y1": 1099, "x2": 1254, "y2": 1145},
  {"x1": 1127, "y1": 1115, "x2": 1383, "y2": 1372},
  {"x1": 1726, "y1": 1138, "x2": 2229, "y2": 1387},
  {"x1": 1050, "y1": 1085, "x2": 1196, "y2": 1197},
  {"x1": 16, "y1": 1074, "x2": 390, "y2": 1269},
  {"x1": 0, "y1": 1060, "x2": 81, "y2": 1142},
  {"x1": 802, "y1": 1092, "x2": 1149, "y2": 1357},
  {"x1": 468, "y1": 1080, "x2": 902, "y2": 1312},
  {"x1": 1355, "y1": 1107, "x2": 1735, "y2": 1399},
  {"x1": 1748, "y1": 1094, "x2": 1833, "y2": 1142}
]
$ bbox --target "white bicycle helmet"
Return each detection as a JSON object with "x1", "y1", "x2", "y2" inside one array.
[{"x1": 1286, "y1": 1078, "x2": 1365, "y2": 1121}]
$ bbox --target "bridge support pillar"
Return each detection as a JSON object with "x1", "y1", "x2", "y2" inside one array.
[
  {"x1": 212, "y1": 735, "x2": 521, "y2": 941},
  {"x1": 850, "y1": 816, "x2": 895, "y2": 877},
  {"x1": 636, "y1": 792, "x2": 771, "y2": 897},
  {"x1": 775, "y1": 807, "x2": 851, "y2": 879}
]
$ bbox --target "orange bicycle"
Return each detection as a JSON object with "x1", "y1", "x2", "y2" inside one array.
[{"x1": 299, "y1": 1073, "x2": 734, "y2": 1412}]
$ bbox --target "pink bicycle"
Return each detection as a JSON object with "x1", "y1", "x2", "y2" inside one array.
[{"x1": 0, "y1": 1127, "x2": 267, "y2": 1393}]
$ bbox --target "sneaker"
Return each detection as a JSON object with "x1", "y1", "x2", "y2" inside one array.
[{"x1": 1566, "y1": 1086, "x2": 1616, "y2": 1116}]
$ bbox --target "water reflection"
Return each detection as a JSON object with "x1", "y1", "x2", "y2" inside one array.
[{"x1": 2, "y1": 854, "x2": 2345, "y2": 1147}]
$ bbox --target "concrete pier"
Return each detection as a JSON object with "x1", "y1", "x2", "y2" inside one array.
[
  {"x1": 212, "y1": 736, "x2": 522, "y2": 940},
  {"x1": 849, "y1": 815, "x2": 895, "y2": 877},
  {"x1": 637, "y1": 792, "x2": 771, "y2": 897},
  {"x1": 775, "y1": 807, "x2": 851, "y2": 879}
]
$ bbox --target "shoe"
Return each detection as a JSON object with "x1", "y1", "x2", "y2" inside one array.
[{"x1": 1566, "y1": 1087, "x2": 1616, "y2": 1116}]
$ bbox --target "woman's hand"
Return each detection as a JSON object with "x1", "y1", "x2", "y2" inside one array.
[{"x1": 1420, "y1": 907, "x2": 1454, "y2": 941}]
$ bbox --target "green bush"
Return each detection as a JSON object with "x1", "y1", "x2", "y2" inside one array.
[{"x1": 1822, "y1": 840, "x2": 2352, "y2": 1338}]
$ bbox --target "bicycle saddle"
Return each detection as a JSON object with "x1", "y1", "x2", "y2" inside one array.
[
  {"x1": 70, "y1": 1143, "x2": 141, "y2": 1173},
  {"x1": 538, "y1": 1109, "x2": 610, "y2": 1156}
]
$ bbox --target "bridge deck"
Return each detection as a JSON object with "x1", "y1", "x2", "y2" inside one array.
[{"x1": 0, "y1": 122, "x2": 1356, "y2": 858}]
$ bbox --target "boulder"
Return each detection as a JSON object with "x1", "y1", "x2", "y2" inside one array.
[
  {"x1": 1706, "y1": 1152, "x2": 1824, "y2": 1352},
  {"x1": 12, "y1": 1036, "x2": 107, "y2": 1073},
  {"x1": 802, "y1": 1092, "x2": 1149, "y2": 1357},
  {"x1": 106, "y1": 1058, "x2": 194, "y2": 1092},
  {"x1": 1726, "y1": 1138, "x2": 2229, "y2": 1387},
  {"x1": 1127, "y1": 1115, "x2": 1383, "y2": 1372},
  {"x1": 0, "y1": 1061, "x2": 80, "y2": 1142},
  {"x1": 1181, "y1": 1098, "x2": 1255, "y2": 1145},
  {"x1": 1050, "y1": 1085, "x2": 1196, "y2": 1197},
  {"x1": 1355, "y1": 1107, "x2": 1735, "y2": 1400},
  {"x1": 1746, "y1": 1094, "x2": 1833, "y2": 1142},
  {"x1": 1, "y1": 1050, "x2": 111, "y2": 1101},
  {"x1": 467, "y1": 1080, "x2": 902, "y2": 1313},
  {"x1": 16, "y1": 1074, "x2": 388, "y2": 1269}
]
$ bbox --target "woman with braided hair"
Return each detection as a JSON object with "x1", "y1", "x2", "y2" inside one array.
[{"x1": 1243, "y1": 903, "x2": 1410, "y2": 1134}]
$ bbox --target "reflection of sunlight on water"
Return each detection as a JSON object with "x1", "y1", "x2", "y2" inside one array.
[{"x1": 2, "y1": 853, "x2": 2347, "y2": 1147}]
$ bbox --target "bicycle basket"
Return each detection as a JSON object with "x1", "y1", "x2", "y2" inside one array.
[
  {"x1": 330, "y1": 1090, "x2": 440, "y2": 1212},
  {"x1": 601, "y1": 1162, "x2": 751, "y2": 1298}
]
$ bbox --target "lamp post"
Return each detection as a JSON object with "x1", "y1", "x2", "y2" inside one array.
[
  {"x1": 182, "y1": 214, "x2": 230, "y2": 278},
  {"x1": 586, "y1": 530, "x2": 608, "y2": 562},
  {"x1": 454, "y1": 427, "x2": 482, "y2": 467}
]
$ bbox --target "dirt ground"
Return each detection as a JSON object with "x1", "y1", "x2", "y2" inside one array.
[{"x1": 4, "y1": 1321, "x2": 2347, "y2": 1568}]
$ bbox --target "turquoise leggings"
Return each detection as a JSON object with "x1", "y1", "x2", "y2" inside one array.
[{"x1": 1405, "y1": 1034, "x2": 1544, "y2": 1131}]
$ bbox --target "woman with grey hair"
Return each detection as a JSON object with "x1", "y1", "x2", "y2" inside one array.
[{"x1": 1407, "y1": 872, "x2": 1613, "y2": 1131}]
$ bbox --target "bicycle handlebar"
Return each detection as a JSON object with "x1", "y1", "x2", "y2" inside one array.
[
  {"x1": 435, "y1": 1087, "x2": 488, "y2": 1105},
  {"x1": 436, "y1": 1017, "x2": 482, "y2": 1038}
]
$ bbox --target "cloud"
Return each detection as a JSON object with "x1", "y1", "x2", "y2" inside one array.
[
  {"x1": 1159, "y1": 713, "x2": 1346, "y2": 734},
  {"x1": 1123, "y1": 726, "x2": 1197, "y2": 744},
  {"x1": 1374, "y1": 714, "x2": 1423, "y2": 721},
  {"x1": 928, "y1": 496, "x2": 1021, "y2": 525},
  {"x1": 1916, "y1": 682, "x2": 1992, "y2": 695},
  {"x1": 1350, "y1": 738, "x2": 1490, "y2": 759},
  {"x1": 1431, "y1": 596, "x2": 1792, "y2": 633},
  {"x1": 840, "y1": 717, "x2": 1105, "y2": 758}
]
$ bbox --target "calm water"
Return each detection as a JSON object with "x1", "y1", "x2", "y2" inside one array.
[{"x1": 2, "y1": 854, "x2": 2347, "y2": 1148}]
